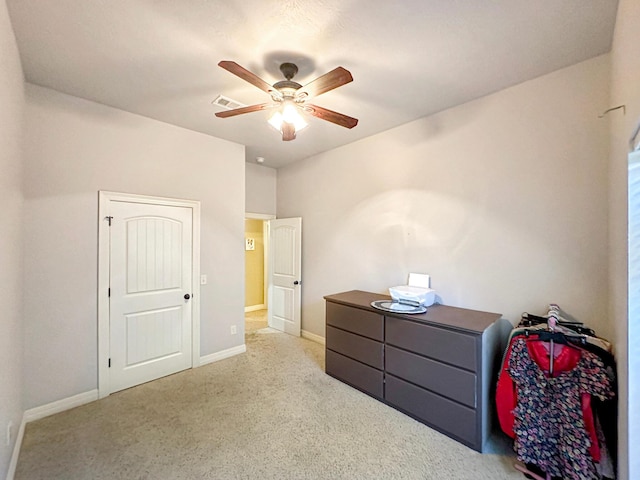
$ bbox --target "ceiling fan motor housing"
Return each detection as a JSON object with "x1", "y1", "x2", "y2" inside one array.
[
  {"x1": 273, "y1": 80, "x2": 302, "y2": 92},
  {"x1": 273, "y1": 63, "x2": 302, "y2": 99}
]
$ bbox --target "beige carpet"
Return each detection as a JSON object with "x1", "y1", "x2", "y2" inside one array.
[
  {"x1": 15, "y1": 331, "x2": 522, "y2": 479},
  {"x1": 244, "y1": 309, "x2": 268, "y2": 334}
]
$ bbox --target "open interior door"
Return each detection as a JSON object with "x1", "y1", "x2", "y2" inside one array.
[{"x1": 267, "y1": 217, "x2": 301, "y2": 336}]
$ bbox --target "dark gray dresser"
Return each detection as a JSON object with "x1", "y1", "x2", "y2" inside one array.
[{"x1": 324, "y1": 290, "x2": 505, "y2": 452}]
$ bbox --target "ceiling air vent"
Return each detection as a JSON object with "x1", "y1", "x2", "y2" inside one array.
[{"x1": 211, "y1": 95, "x2": 245, "y2": 110}]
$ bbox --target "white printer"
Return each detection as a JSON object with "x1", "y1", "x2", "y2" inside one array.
[{"x1": 388, "y1": 273, "x2": 436, "y2": 307}]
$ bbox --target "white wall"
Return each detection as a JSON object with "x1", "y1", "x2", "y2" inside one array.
[
  {"x1": 246, "y1": 162, "x2": 277, "y2": 215},
  {"x1": 278, "y1": 55, "x2": 611, "y2": 341},
  {"x1": 22, "y1": 84, "x2": 246, "y2": 409},
  {"x1": 0, "y1": 1, "x2": 24, "y2": 477},
  {"x1": 608, "y1": 1, "x2": 640, "y2": 478}
]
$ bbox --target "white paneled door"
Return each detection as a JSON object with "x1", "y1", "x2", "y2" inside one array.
[
  {"x1": 108, "y1": 200, "x2": 193, "y2": 393},
  {"x1": 268, "y1": 218, "x2": 301, "y2": 336}
]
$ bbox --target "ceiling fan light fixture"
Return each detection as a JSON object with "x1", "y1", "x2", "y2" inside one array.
[{"x1": 268, "y1": 102, "x2": 308, "y2": 137}]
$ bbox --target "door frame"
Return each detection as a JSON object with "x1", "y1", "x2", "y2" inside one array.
[{"x1": 98, "y1": 191, "x2": 201, "y2": 399}]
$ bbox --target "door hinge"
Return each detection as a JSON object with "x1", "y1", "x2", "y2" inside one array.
[
  {"x1": 105, "y1": 216, "x2": 113, "y2": 226},
  {"x1": 108, "y1": 287, "x2": 111, "y2": 297},
  {"x1": 108, "y1": 358, "x2": 111, "y2": 368}
]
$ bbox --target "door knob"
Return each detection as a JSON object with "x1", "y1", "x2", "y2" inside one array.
[
  {"x1": 184, "y1": 294, "x2": 191, "y2": 300},
  {"x1": 294, "y1": 281, "x2": 301, "y2": 285}
]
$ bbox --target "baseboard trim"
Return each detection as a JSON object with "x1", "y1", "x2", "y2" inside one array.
[
  {"x1": 23, "y1": 389, "x2": 99, "y2": 424},
  {"x1": 200, "y1": 344, "x2": 246, "y2": 366},
  {"x1": 301, "y1": 330, "x2": 326, "y2": 345},
  {"x1": 244, "y1": 304, "x2": 266, "y2": 313},
  {"x1": 7, "y1": 389, "x2": 98, "y2": 479},
  {"x1": 6, "y1": 414, "x2": 26, "y2": 480}
]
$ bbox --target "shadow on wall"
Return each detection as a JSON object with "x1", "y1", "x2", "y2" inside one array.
[
  {"x1": 326, "y1": 188, "x2": 486, "y2": 289},
  {"x1": 314, "y1": 186, "x2": 586, "y2": 324}
]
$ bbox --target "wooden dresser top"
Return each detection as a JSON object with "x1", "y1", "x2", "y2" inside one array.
[{"x1": 324, "y1": 290, "x2": 501, "y2": 334}]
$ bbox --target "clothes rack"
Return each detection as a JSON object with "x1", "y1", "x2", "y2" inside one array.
[{"x1": 497, "y1": 305, "x2": 617, "y2": 480}]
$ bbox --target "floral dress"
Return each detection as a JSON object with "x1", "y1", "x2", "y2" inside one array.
[{"x1": 508, "y1": 338, "x2": 614, "y2": 480}]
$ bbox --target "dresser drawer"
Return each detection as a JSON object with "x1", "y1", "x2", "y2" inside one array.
[
  {"x1": 385, "y1": 375, "x2": 477, "y2": 448},
  {"x1": 385, "y1": 317, "x2": 477, "y2": 371},
  {"x1": 386, "y1": 345, "x2": 477, "y2": 408},
  {"x1": 326, "y1": 302, "x2": 383, "y2": 341},
  {"x1": 326, "y1": 350, "x2": 383, "y2": 399},
  {"x1": 326, "y1": 325, "x2": 384, "y2": 369}
]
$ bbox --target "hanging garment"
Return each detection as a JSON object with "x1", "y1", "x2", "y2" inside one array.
[
  {"x1": 496, "y1": 333, "x2": 601, "y2": 462},
  {"x1": 498, "y1": 321, "x2": 619, "y2": 469},
  {"x1": 508, "y1": 338, "x2": 614, "y2": 480}
]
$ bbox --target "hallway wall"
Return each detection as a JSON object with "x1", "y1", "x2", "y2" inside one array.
[
  {"x1": 245, "y1": 219, "x2": 265, "y2": 308},
  {"x1": 246, "y1": 163, "x2": 276, "y2": 215}
]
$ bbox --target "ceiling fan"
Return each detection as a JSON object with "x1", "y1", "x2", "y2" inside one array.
[{"x1": 215, "y1": 60, "x2": 358, "y2": 141}]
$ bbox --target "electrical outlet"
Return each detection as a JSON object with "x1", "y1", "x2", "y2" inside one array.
[
  {"x1": 200, "y1": 274, "x2": 207, "y2": 285},
  {"x1": 230, "y1": 325, "x2": 237, "y2": 335},
  {"x1": 6, "y1": 421, "x2": 13, "y2": 447}
]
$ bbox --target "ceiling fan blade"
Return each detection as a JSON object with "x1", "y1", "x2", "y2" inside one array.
[
  {"x1": 296, "y1": 67, "x2": 353, "y2": 100},
  {"x1": 218, "y1": 61, "x2": 282, "y2": 99},
  {"x1": 215, "y1": 103, "x2": 274, "y2": 118},
  {"x1": 303, "y1": 104, "x2": 358, "y2": 129},
  {"x1": 281, "y1": 122, "x2": 296, "y2": 141}
]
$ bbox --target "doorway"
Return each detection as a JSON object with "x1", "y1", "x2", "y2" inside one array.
[
  {"x1": 244, "y1": 214, "x2": 302, "y2": 339},
  {"x1": 245, "y1": 213, "x2": 274, "y2": 336}
]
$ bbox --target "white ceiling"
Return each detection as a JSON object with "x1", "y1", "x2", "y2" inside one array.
[{"x1": 7, "y1": 0, "x2": 618, "y2": 168}]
